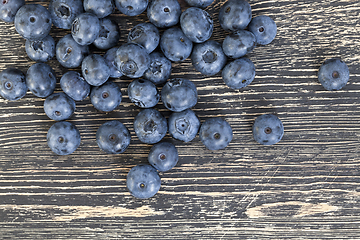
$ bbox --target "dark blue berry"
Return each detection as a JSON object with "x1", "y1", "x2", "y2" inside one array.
[
  {"x1": 191, "y1": 40, "x2": 227, "y2": 76},
  {"x1": 71, "y1": 12, "x2": 100, "y2": 46},
  {"x1": 184, "y1": 0, "x2": 213, "y2": 8},
  {"x1": 93, "y1": 18, "x2": 120, "y2": 50},
  {"x1": 47, "y1": 121, "x2": 81, "y2": 155},
  {"x1": 84, "y1": 0, "x2": 114, "y2": 18},
  {"x1": 104, "y1": 47, "x2": 122, "y2": 79},
  {"x1": 0, "y1": 68, "x2": 27, "y2": 101},
  {"x1": 219, "y1": 0, "x2": 251, "y2": 32},
  {"x1": 148, "y1": 142, "x2": 178, "y2": 172},
  {"x1": 160, "y1": 27, "x2": 193, "y2": 62},
  {"x1": 253, "y1": 114, "x2": 284, "y2": 145},
  {"x1": 82, "y1": 54, "x2": 110, "y2": 86},
  {"x1": 14, "y1": 4, "x2": 52, "y2": 40},
  {"x1": 199, "y1": 117, "x2": 233, "y2": 150},
  {"x1": 222, "y1": 30, "x2": 256, "y2": 59},
  {"x1": 128, "y1": 22, "x2": 159, "y2": 54},
  {"x1": 161, "y1": 78, "x2": 198, "y2": 112},
  {"x1": 168, "y1": 109, "x2": 200, "y2": 142},
  {"x1": 115, "y1": 0, "x2": 147, "y2": 16},
  {"x1": 180, "y1": 7, "x2": 213, "y2": 43},
  {"x1": 128, "y1": 79, "x2": 159, "y2": 108},
  {"x1": 144, "y1": 52, "x2": 172, "y2": 85},
  {"x1": 134, "y1": 108, "x2": 167, "y2": 144},
  {"x1": 222, "y1": 58, "x2": 255, "y2": 90},
  {"x1": 25, "y1": 35, "x2": 55, "y2": 62},
  {"x1": 318, "y1": 58, "x2": 349, "y2": 91},
  {"x1": 127, "y1": 164, "x2": 161, "y2": 199},
  {"x1": 147, "y1": 0, "x2": 181, "y2": 28},
  {"x1": 0, "y1": 0, "x2": 24, "y2": 22},
  {"x1": 96, "y1": 120, "x2": 131, "y2": 154},
  {"x1": 56, "y1": 34, "x2": 89, "y2": 68},
  {"x1": 44, "y1": 92, "x2": 76, "y2": 121},
  {"x1": 248, "y1": 15, "x2": 277, "y2": 45},
  {"x1": 60, "y1": 71, "x2": 90, "y2": 101},
  {"x1": 26, "y1": 63, "x2": 56, "y2": 98},
  {"x1": 90, "y1": 81, "x2": 122, "y2": 112},
  {"x1": 49, "y1": 0, "x2": 83, "y2": 29}
]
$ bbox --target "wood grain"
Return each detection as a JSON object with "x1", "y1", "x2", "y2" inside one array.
[{"x1": 1, "y1": 0, "x2": 360, "y2": 239}]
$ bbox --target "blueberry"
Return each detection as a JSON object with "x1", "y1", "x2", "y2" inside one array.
[
  {"x1": 222, "y1": 58, "x2": 255, "y2": 90},
  {"x1": 0, "y1": 0, "x2": 24, "y2": 22},
  {"x1": 56, "y1": 34, "x2": 89, "y2": 68},
  {"x1": 84, "y1": 0, "x2": 114, "y2": 18},
  {"x1": 160, "y1": 27, "x2": 193, "y2": 62},
  {"x1": 104, "y1": 47, "x2": 122, "y2": 79},
  {"x1": 49, "y1": 0, "x2": 83, "y2": 29},
  {"x1": 127, "y1": 164, "x2": 161, "y2": 199},
  {"x1": 96, "y1": 120, "x2": 131, "y2": 154},
  {"x1": 25, "y1": 35, "x2": 55, "y2": 62},
  {"x1": 47, "y1": 121, "x2": 81, "y2": 155},
  {"x1": 184, "y1": 0, "x2": 214, "y2": 8},
  {"x1": 222, "y1": 30, "x2": 256, "y2": 59},
  {"x1": 180, "y1": 7, "x2": 213, "y2": 43},
  {"x1": 148, "y1": 142, "x2": 178, "y2": 172},
  {"x1": 14, "y1": 4, "x2": 52, "y2": 40},
  {"x1": 134, "y1": 108, "x2": 167, "y2": 144},
  {"x1": 44, "y1": 92, "x2": 76, "y2": 121},
  {"x1": 168, "y1": 109, "x2": 200, "y2": 142},
  {"x1": 114, "y1": 43, "x2": 150, "y2": 78},
  {"x1": 253, "y1": 114, "x2": 284, "y2": 145},
  {"x1": 147, "y1": 0, "x2": 181, "y2": 28},
  {"x1": 93, "y1": 18, "x2": 120, "y2": 50},
  {"x1": 26, "y1": 63, "x2": 56, "y2": 98},
  {"x1": 115, "y1": 0, "x2": 147, "y2": 16},
  {"x1": 0, "y1": 68, "x2": 27, "y2": 101},
  {"x1": 248, "y1": 15, "x2": 277, "y2": 45},
  {"x1": 60, "y1": 71, "x2": 90, "y2": 101},
  {"x1": 219, "y1": 0, "x2": 251, "y2": 32},
  {"x1": 128, "y1": 79, "x2": 159, "y2": 108},
  {"x1": 144, "y1": 52, "x2": 172, "y2": 85},
  {"x1": 82, "y1": 54, "x2": 110, "y2": 86},
  {"x1": 161, "y1": 78, "x2": 198, "y2": 112},
  {"x1": 318, "y1": 58, "x2": 349, "y2": 91},
  {"x1": 128, "y1": 22, "x2": 159, "y2": 54},
  {"x1": 191, "y1": 40, "x2": 227, "y2": 76},
  {"x1": 199, "y1": 117, "x2": 233, "y2": 150},
  {"x1": 71, "y1": 12, "x2": 100, "y2": 46},
  {"x1": 90, "y1": 81, "x2": 122, "y2": 112}
]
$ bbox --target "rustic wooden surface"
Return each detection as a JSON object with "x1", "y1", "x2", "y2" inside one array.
[{"x1": 1, "y1": 0, "x2": 360, "y2": 239}]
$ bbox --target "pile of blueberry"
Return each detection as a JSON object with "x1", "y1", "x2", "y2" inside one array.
[{"x1": 0, "y1": 0, "x2": 349, "y2": 199}]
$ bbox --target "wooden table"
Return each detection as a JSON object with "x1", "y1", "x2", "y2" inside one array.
[{"x1": 1, "y1": 0, "x2": 359, "y2": 239}]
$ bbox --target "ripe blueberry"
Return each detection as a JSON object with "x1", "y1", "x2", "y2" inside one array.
[
  {"x1": 47, "y1": 121, "x2": 81, "y2": 155},
  {"x1": 199, "y1": 117, "x2": 233, "y2": 150},
  {"x1": 127, "y1": 164, "x2": 161, "y2": 199},
  {"x1": 253, "y1": 114, "x2": 284, "y2": 145},
  {"x1": 168, "y1": 109, "x2": 200, "y2": 142},
  {"x1": 148, "y1": 142, "x2": 178, "y2": 172},
  {"x1": 222, "y1": 58, "x2": 255, "y2": 90},
  {"x1": 44, "y1": 92, "x2": 76, "y2": 121},
  {"x1": 134, "y1": 108, "x2": 167, "y2": 144},
  {"x1": 318, "y1": 58, "x2": 349, "y2": 91},
  {"x1": 128, "y1": 79, "x2": 160, "y2": 108},
  {"x1": 90, "y1": 81, "x2": 122, "y2": 112},
  {"x1": 0, "y1": 68, "x2": 27, "y2": 101},
  {"x1": 96, "y1": 120, "x2": 131, "y2": 154}
]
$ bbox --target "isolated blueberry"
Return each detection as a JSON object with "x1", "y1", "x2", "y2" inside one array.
[
  {"x1": 191, "y1": 40, "x2": 227, "y2": 76},
  {"x1": 115, "y1": 0, "x2": 147, "y2": 16},
  {"x1": 96, "y1": 120, "x2": 131, "y2": 154},
  {"x1": 60, "y1": 71, "x2": 90, "y2": 101},
  {"x1": 90, "y1": 81, "x2": 122, "y2": 112},
  {"x1": 71, "y1": 12, "x2": 100, "y2": 46},
  {"x1": 47, "y1": 121, "x2": 81, "y2": 155},
  {"x1": 84, "y1": 0, "x2": 114, "y2": 18},
  {"x1": 128, "y1": 22, "x2": 159, "y2": 54},
  {"x1": 0, "y1": 68, "x2": 27, "y2": 101},
  {"x1": 147, "y1": 0, "x2": 181, "y2": 28},
  {"x1": 253, "y1": 114, "x2": 284, "y2": 145},
  {"x1": 44, "y1": 92, "x2": 76, "y2": 121},
  {"x1": 14, "y1": 4, "x2": 52, "y2": 40},
  {"x1": 144, "y1": 52, "x2": 172, "y2": 85},
  {"x1": 148, "y1": 142, "x2": 178, "y2": 172},
  {"x1": 180, "y1": 7, "x2": 213, "y2": 43},
  {"x1": 318, "y1": 58, "x2": 350, "y2": 91},
  {"x1": 161, "y1": 78, "x2": 198, "y2": 112},
  {"x1": 114, "y1": 43, "x2": 150, "y2": 78},
  {"x1": 127, "y1": 164, "x2": 161, "y2": 199},
  {"x1": 49, "y1": 0, "x2": 83, "y2": 29},
  {"x1": 26, "y1": 63, "x2": 56, "y2": 98},
  {"x1": 184, "y1": 0, "x2": 214, "y2": 8},
  {"x1": 128, "y1": 79, "x2": 159, "y2": 108},
  {"x1": 93, "y1": 18, "x2": 120, "y2": 50},
  {"x1": 104, "y1": 47, "x2": 122, "y2": 78},
  {"x1": 134, "y1": 108, "x2": 167, "y2": 144},
  {"x1": 222, "y1": 30, "x2": 256, "y2": 59},
  {"x1": 25, "y1": 35, "x2": 55, "y2": 62},
  {"x1": 168, "y1": 109, "x2": 200, "y2": 142},
  {"x1": 248, "y1": 15, "x2": 277, "y2": 45},
  {"x1": 219, "y1": 0, "x2": 251, "y2": 32},
  {"x1": 56, "y1": 34, "x2": 89, "y2": 68},
  {"x1": 160, "y1": 27, "x2": 193, "y2": 62},
  {"x1": 199, "y1": 117, "x2": 233, "y2": 150},
  {"x1": 82, "y1": 54, "x2": 110, "y2": 86},
  {"x1": 222, "y1": 58, "x2": 255, "y2": 90},
  {"x1": 0, "y1": 0, "x2": 25, "y2": 22}
]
